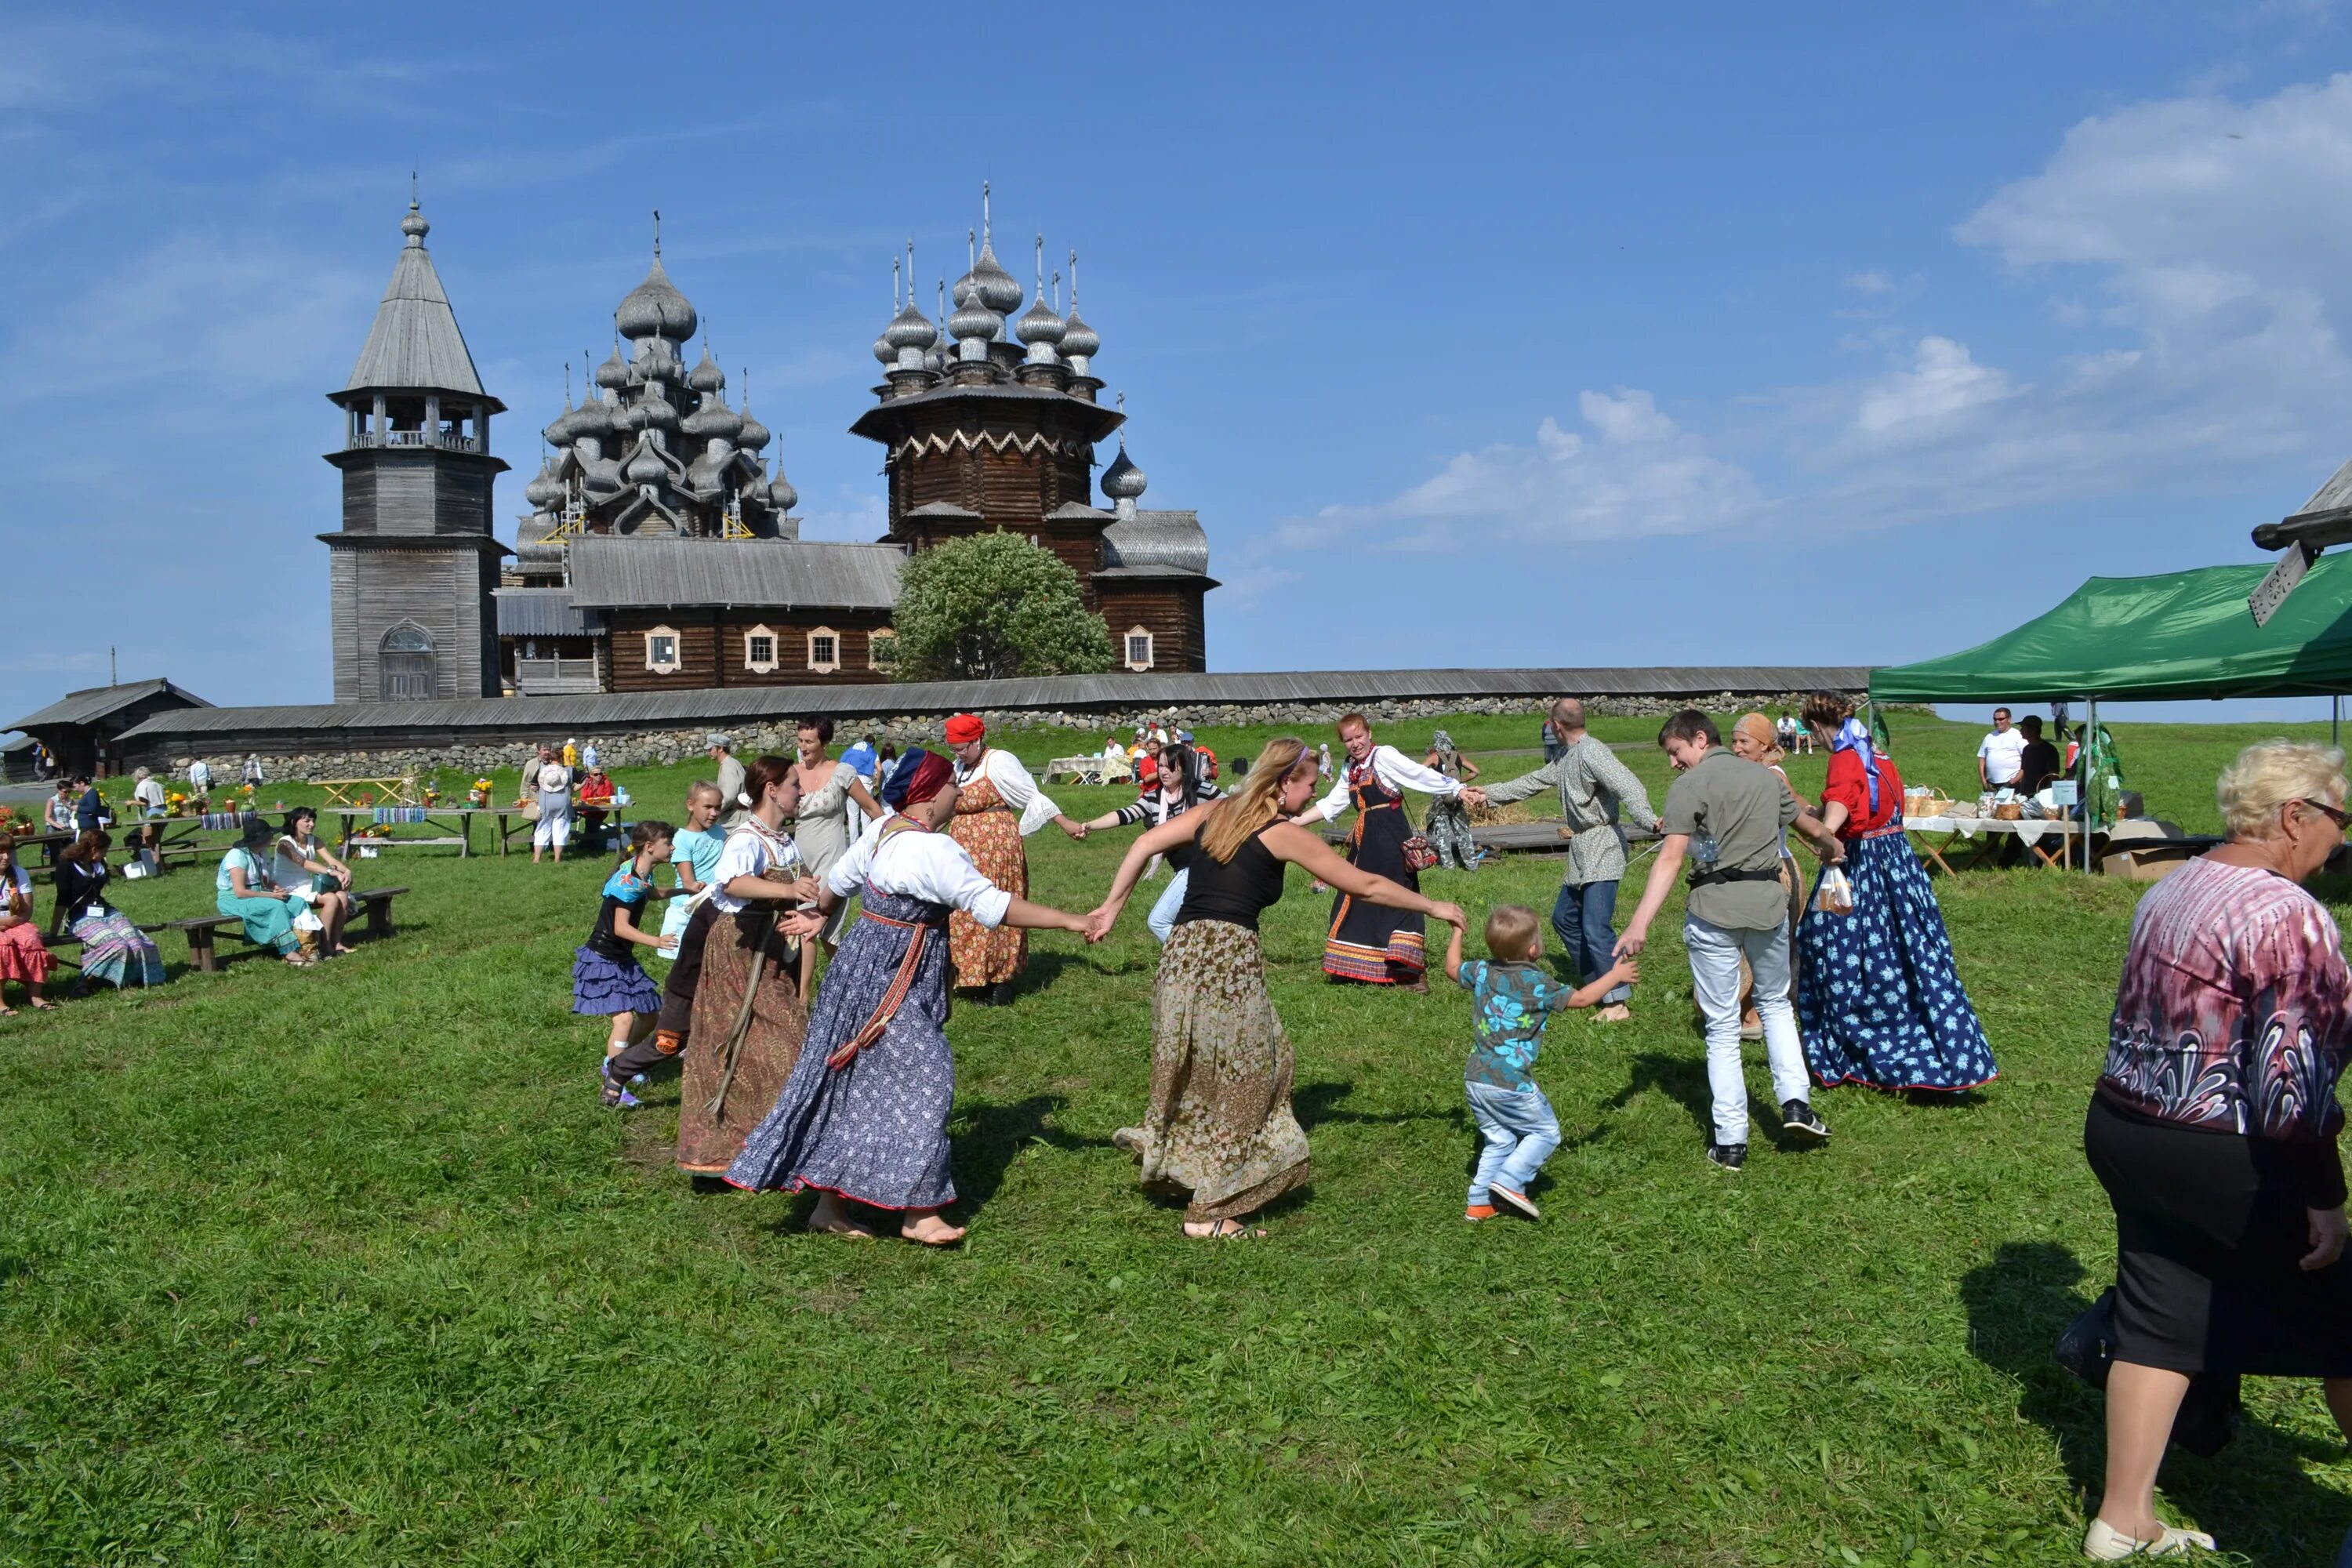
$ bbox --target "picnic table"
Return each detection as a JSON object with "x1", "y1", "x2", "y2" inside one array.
[
  {"x1": 328, "y1": 805, "x2": 630, "y2": 858},
  {"x1": 1044, "y1": 755, "x2": 1133, "y2": 786},
  {"x1": 1904, "y1": 813, "x2": 2084, "y2": 874},
  {"x1": 314, "y1": 776, "x2": 419, "y2": 808}
]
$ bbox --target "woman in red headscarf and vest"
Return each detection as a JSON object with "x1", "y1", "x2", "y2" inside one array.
[
  {"x1": 727, "y1": 750, "x2": 1098, "y2": 1245},
  {"x1": 942, "y1": 713, "x2": 1088, "y2": 1005}
]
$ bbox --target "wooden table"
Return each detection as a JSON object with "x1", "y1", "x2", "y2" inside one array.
[
  {"x1": 314, "y1": 776, "x2": 419, "y2": 808},
  {"x1": 1904, "y1": 814, "x2": 2084, "y2": 874},
  {"x1": 328, "y1": 805, "x2": 494, "y2": 858},
  {"x1": 1045, "y1": 756, "x2": 1131, "y2": 785}
]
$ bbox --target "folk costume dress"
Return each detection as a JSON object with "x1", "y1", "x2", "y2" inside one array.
[
  {"x1": 1421, "y1": 730, "x2": 1479, "y2": 871},
  {"x1": 1796, "y1": 723, "x2": 1997, "y2": 1093},
  {"x1": 571, "y1": 864, "x2": 664, "y2": 1018},
  {"x1": 947, "y1": 747, "x2": 1062, "y2": 991},
  {"x1": 56, "y1": 858, "x2": 162, "y2": 988},
  {"x1": 1120, "y1": 819, "x2": 1311, "y2": 1223},
  {"x1": 727, "y1": 812, "x2": 1012, "y2": 1210},
  {"x1": 0, "y1": 865, "x2": 54, "y2": 991},
  {"x1": 675, "y1": 817, "x2": 810, "y2": 1176},
  {"x1": 216, "y1": 847, "x2": 299, "y2": 956},
  {"x1": 1314, "y1": 743, "x2": 1462, "y2": 984}
]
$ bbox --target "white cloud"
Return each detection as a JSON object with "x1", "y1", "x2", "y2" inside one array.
[
  {"x1": 1853, "y1": 336, "x2": 2016, "y2": 435},
  {"x1": 1842, "y1": 270, "x2": 1896, "y2": 294}
]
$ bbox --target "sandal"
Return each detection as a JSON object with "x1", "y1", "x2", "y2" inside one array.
[
  {"x1": 1182, "y1": 1219, "x2": 1267, "y2": 1240},
  {"x1": 27, "y1": 999, "x2": 56, "y2": 1011},
  {"x1": 2083, "y1": 1519, "x2": 2216, "y2": 1559}
]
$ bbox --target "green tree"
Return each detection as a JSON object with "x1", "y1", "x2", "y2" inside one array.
[{"x1": 889, "y1": 531, "x2": 1116, "y2": 682}]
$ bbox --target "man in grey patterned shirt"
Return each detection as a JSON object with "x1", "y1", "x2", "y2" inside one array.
[{"x1": 1465, "y1": 698, "x2": 1661, "y2": 1019}]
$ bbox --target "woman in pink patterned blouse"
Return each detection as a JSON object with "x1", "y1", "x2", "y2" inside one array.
[{"x1": 2082, "y1": 741, "x2": 2352, "y2": 1560}]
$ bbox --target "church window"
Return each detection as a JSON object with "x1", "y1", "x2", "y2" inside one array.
[
  {"x1": 807, "y1": 628, "x2": 840, "y2": 673},
  {"x1": 379, "y1": 622, "x2": 437, "y2": 701},
  {"x1": 645, "y1": 626, "x2": 682, "y2": 675},
  {"x1": 744, "y1": 626, "x2": 778, "y2": 673},
  {"x1": 1125, "y1": 628, "x2": 1154, "y2": 671}
]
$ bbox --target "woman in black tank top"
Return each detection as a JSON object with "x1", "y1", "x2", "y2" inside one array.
[{"x1": 1083, "y1": 738, "x2": 1466, "y2": 1240}]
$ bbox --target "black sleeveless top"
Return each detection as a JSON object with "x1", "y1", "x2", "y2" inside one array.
[{"x1": 1174, "y1": 821, "x2": 1286, "y2": 931}]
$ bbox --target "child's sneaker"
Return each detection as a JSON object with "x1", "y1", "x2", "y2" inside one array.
[
  {"x1": 599, "y1": 1064, "x2": 640, "y2": 1109},
  {"x1": 1463, "y1": 1203, "x2": 1500, "y2": 1222},
  {"x1": 1490, "y1": 1185, "x2": 1541, "y2": 1221}
]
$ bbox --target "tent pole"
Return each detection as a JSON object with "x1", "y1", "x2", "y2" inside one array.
[
  {"x1": 2334, "y1": 695, "x2": 2341, "y2": 750},
  {"x1": 2085, "y1": 695, "x2": 2099, "y2": 876}
]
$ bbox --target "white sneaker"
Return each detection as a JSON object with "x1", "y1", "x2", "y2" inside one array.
[{"x1": 2083, "y1": 1518, "x2": 2216, "y2": 1559}]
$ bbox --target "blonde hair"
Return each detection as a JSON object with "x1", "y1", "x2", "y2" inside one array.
[
  {"x1": 1199, "y1": 737, "x2": 1316, "y2": 863},
  {"x1": 2216, "y1": 740, "x2": 2348, "y2": 840},
  {"x1": 1484, "y1": 905, "x2": 1540, "y2": 960}
]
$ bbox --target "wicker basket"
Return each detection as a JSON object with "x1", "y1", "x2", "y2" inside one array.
[{"x1": 1993, "y1": 801, "x2": 2025, "y2": 821}]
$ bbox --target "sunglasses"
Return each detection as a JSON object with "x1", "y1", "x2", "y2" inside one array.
[{"x1": 2299, "y1": 798, "x2": 2350, "y2": 829}]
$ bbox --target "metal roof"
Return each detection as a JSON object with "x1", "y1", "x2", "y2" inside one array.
[
  {"x1": 1101, "y1": 510, "x2": 1209, "y2": 577},
  {"x1": 495, "y1": 588, "x2": 593, "y2": 638},
  {"x1": 116, "y1": 667, "x2": 1871, "y2": 746},
  {"x1": 9, "y1": 677, "x2": 212, "y2": 733},
  {"x1": 342, "y1": 210, "x2": 499, "y2": 405},
  {"x1": 565, "y1": 538, "x2": 904, "y2": 611}
]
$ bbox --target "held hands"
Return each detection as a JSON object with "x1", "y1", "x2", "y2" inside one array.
[
  {"x1": 2305, "y1": 1205, "x2": 2348, "y2": 1272},
  {"x1": 1461, "y1": 788, "x2": 1489, "y2": 810},
  {"x1": 1613, "y1": 924, "x2": 1649, "y2": 960},
  {"x1": 1082, "y1": 905, "x2": 1120, "y2": 943},
  {"x1": 778, "y1": 910, "x2": 825, "y2": 941},
  {"x1": 1062, "y1": 818, "x2": 1089, "y2": 840},
  {"x1": 1606, "y1": 957, "x2": 1641, "y2": 989},
  {"x1": 1428, "y1": 901, "x2": 1468, "y2": 929}
]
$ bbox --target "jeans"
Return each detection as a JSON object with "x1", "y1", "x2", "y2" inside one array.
[
  {"x1": 1550, "y1": 879, "x2": 1631, "y2": 1004},
  {"x1": 1685, "y1": 913, "x2": 1809, "y2": 1145},
  {"x1": 1146, "y1": 868, "x2": 1190, "y2": 945},
  {"x1": 1465, "y1": 1082, "x2": 1562, "y2": 1204}
]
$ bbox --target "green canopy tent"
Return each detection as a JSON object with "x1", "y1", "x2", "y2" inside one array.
[{"x1": 1870, "y1": 556, "x2": 2352, "y2": 868}]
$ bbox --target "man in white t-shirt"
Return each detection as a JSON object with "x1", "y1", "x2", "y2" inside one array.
[{"x1": 1976, "y1": 707, "x2": 2026, "y2": 791}]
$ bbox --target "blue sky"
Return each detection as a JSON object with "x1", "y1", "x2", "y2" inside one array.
[{"x1": 8, "y1": 2, "x2": 2352, "y2": 728}]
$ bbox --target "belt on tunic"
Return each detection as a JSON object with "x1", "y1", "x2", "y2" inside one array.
[
  {"x1": 830, "y1": 906, "x2": 943, "y2": 1069},
  {"x1": 1688, "y1": 866, "x2": 1784, "y2": 887},
  {"x1": 1857, "y1": 821, "x2": 1907, "y2": 840}
]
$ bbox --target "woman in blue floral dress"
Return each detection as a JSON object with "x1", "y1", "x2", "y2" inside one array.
[{"x1": 1795, "y1": 693, "x2": 1996, "y2": 1093}]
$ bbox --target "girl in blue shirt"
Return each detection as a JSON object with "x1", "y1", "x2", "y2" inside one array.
[{"x1": 574, "y1": 820, "x2": 679, "y2": 1075}]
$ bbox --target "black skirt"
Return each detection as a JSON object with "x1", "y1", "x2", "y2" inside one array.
[{"x1": 2085, "y1": 1093, "x2": 2352, "y2": 1377}]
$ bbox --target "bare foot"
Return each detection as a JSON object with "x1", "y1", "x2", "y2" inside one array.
[
  {"x1": 807, "y1": 1194, "x2": 877, "y2": 1239},
  {"x1": 1595, "y1": 1004, "x2": 1632, "y2": 1023},
  {"x1": 27, "y1": 998, "x2": 55, "y2": 1011},
  {"x1": 900, "y1": 1210, "x2": 967, "y2": 1247},
  {"x1": 1182, "y1": 1218, "x2": 1267, "y2": 1240}
]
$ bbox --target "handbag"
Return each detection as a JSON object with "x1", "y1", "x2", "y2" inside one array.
[{"x1": 1400, "y1": 834, "x2": 1439, "y2": 872}]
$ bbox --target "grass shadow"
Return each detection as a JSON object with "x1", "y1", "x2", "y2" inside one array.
[
  {"x1": 1606, "y1": 1050, "x2": 1779, "y2": 1147},
  {"x1": 949, "y1": 1093, "x2": 1111, "y2": 1216},
  {"x1": 1961, "y1": 1240, "x2": 2352, "y2": 1566},
  {"x1": 1294, "y1": 1080, "x2": 1455, "y2": 1131}
]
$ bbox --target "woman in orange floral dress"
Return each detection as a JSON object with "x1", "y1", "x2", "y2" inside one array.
[{"x1": 943, "y1": 714, "x2": 1087, "y2": 1005}]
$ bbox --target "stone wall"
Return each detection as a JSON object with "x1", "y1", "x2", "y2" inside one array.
[{"x1": 158, "y1": 691, "x2": 1860, "y2": 782}]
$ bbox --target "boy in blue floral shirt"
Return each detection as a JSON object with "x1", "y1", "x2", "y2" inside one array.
[{"x1": 1445, "y1": 905, "x2": 1637, "y2": 1221}]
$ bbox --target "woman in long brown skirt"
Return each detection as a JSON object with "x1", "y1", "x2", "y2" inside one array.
[{"x1": 1087, "y1": 738, "x2": 1465, "y2": 1238}]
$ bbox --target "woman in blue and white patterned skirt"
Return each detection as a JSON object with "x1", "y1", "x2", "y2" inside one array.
[
  {"x1": 725, "y1": 751, "x2": 1094, "y2": 1247},
  {"x1": 1795, "y1": 694, "x2": 1996, "y2": 1094}
]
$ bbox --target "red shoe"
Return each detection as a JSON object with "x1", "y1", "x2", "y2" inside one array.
[
  {"x1": 1491, "y1": 1185, "x2": 1541, "y2": 1221},
  {"x1": 1464, "y1": 1203, "x2": 1499, "y2": 1222}
]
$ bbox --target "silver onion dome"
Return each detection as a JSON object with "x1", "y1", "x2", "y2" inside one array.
[
  {"x1": 681, "y1": 394, "x2": 743, "y2": 443},
  {"x1": 949, "y1": 290, "x2": 1000, "y2": 344},
  {"x1": 767, "y1": 465, "x2": 798, "y2": 512},
  {"x1": 687, "y1": 347, "x2": 727, "y2": 394},
  {"x1": 873, "y1": 331, "x2": 895, "y2": 365},
  {"x1": 542, "y1": 398, "x2": 580, "y2": 448},
  {"x1": 616, "y1": 256, "x2": 697, "y2": 342},
  {"x1": 1060, "y1": 307, "x2": 1099, "y2": 361},
  {"x1": 966, "y1": 240, "x2": 1022, "y2": 315},
  {"x1": 635, "y1": 385, "x2": 679, "y2": 431},
  {"x1": 524, "y1": 459, "x2": 564, "y2": 509},
  {"x1": 886, "y1": 299, "x2": 937, "y2": 351},
  {"x1": 735, "y1": 402, "x2": 771, "y2": 452},
  {"x1": 595, "y1": 346, "x2": 633, "y2": 390},
  {"x1": 401, "y1": 201, "x2": 429, "y2": 245},
  {"x1": 571, "y1": 395, "x2": 616, "y2": 441},
  {"x1": 1017, "y1": 294, "x2": 1065, "y2": 348},
  {"x1": 1101, "y1": 445, "x2": 1147, "y2": 501},
  {"x1": 625, "y1": 441, "x2": 669, "y2": 486}
]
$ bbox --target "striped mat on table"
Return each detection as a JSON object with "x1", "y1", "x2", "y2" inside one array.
[{"x1": 372, "y1": 807, "x2": 428, "y2": 826}]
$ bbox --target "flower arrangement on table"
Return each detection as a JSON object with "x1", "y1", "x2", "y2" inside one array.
[
  {"x1": 421, "y1": 783, "x2": 441, "y2": 808},
  {"x1": 357, "y1": 792, "x2": 375, "y2": 808},
  {"x1": 469, "y1": 777, "x2": 493, "y2": 808},
  {"x1": 166, "y1": 791, "x2": 189, "y2": 817},
  {"x1": 241, "y1": 783, "x2": 255, "y2": 797}
]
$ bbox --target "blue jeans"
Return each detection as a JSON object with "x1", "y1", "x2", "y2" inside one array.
[
  {"x1": 1550, "y1": 879, "x2": 1630, "y2": 1004},
  {"x1": 1466, "y1": 1081, "x2": 1561, "y2": 1204},
  {"x1": 1146, "y1": 868, "x2": 1190, "y2": 945}
]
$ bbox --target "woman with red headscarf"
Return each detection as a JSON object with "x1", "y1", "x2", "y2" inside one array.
[
  {"x1": 727, "y1": 749, "x2": 1098, "y2": 1245},
  {"x1": 942, "y1": 713, "x2": 1088, "y2": 1005}
]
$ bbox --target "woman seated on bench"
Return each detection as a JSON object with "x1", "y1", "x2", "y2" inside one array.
[
  {"x1": 0, "y1": 834, "x2": 56, "y2": 1014},
  {"x1": 56, "y1": 831, "x2": 165, "y2": 989},
  {"x1": 578, "y1": 767, "x2": 619, "y2": 850},
  {"x1": 218, "y1": 818, "x2": 313, "y2": 967},
  {"x1": 274, "y1": 808, "x2": 354, "y2": 956}
]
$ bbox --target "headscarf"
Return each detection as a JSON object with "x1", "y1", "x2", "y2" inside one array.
[
  {"x1": 1733, "y1": 713, "x2": 1783, "y2": 768},
  {"x1": 944, "y1": 713, "x2": 985, "y2": 746},
  {"x1": 881, "y1": 747, "x2": 953, "y2": 810},
  {"x1": 1431, "y1": 728, "x2": 1456, "y2": 757},
  {"x1": 1831, "y1": 716, "x2": 1882, "y2": 814}
]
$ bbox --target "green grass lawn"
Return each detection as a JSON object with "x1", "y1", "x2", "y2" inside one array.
[{"x1": 5, "y1": 712, "x2": 2351, "y2": 1565}]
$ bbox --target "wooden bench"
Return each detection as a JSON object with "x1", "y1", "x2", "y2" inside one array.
[{"x1": 169, "y1": 886, "x2": 410, "y2": 973}]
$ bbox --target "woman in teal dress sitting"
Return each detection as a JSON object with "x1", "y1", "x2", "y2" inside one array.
[{"x1": 217, "y1": 818, "x2": 312, "y2": 967}]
